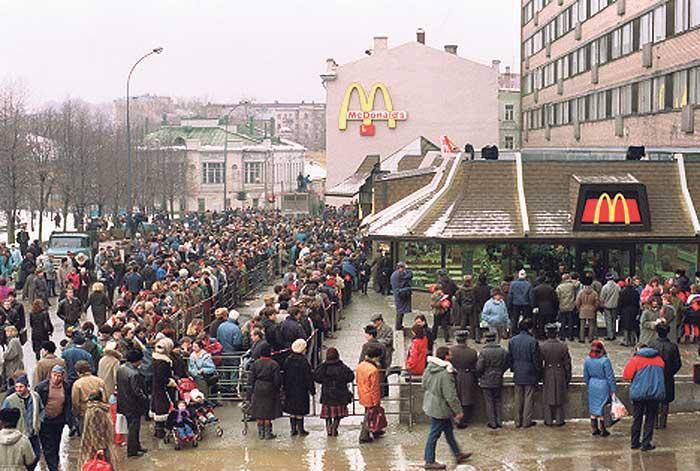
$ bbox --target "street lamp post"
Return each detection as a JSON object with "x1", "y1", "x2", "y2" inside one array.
[
  {"x1": 126, "y1": 47, "x2": 163, "y2": 235},
  {"x1": 222, "y1": 101, "x2": 248, "y2": 211}
]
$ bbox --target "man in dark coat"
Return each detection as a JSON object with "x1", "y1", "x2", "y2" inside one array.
[
  {"x1": 377, "y1": 252, "x2": 393, "y2": 295},
  {"x1": 533, "y1": 278, "x2": 558, "y2": 339},
  {"x1": 540, "y1": 323, "x2": 572, "y2": 426},
  {"x1": 56, "y1": 288, "x2": 82, "y2": 330},
  {"x1": 248, "y1": 343, "x2": 282, "y2": 439},
  {"x1": 450, "y1": 330, "x2": 478, "y2": 428},
  {"x1": 282, "y1": 339, "x2": 315, "y2": 436},
  {"x1": 454, "y1": 276, "x2": 478, "y2": 340},
  {"x1": 476, "y1": 331, "x2": 511, "y2": 429},
  {"x1": 17, "y1": 227, "x2": 30, "y2": 255},
  {"x1": 117, "y1": 350, "x2": 148, "y2": 457},
  {"x1": 390, "y1": 262, "x2": 413, "y2": 331},
  {"x1": 508, "y1": 318, "x2": 542, "y2": 428},
  {"x1": 649, "y1": 322, "x2": 682, "y2": 429},
  {"x1": 35, "y1": 365, "x2": 72, "y2": 471}
]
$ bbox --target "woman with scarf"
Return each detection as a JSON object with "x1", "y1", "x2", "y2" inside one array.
[
  {"x1": 150, "y1": 337, "x2": 177, "y2": 439},
  {"x1": 79, "y1": 392, "x2": 123, "y2": 471},
  {"x1": 583, "y1": 340, "x2": 617, "y2": 438}
]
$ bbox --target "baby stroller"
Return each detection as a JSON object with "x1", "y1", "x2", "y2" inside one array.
[
  {"x1": 163, "y1": 378, "x2": 202, "y2": 449},
  {"x1": 189, "y1": 388, "x2": 224, "y2": 438}
]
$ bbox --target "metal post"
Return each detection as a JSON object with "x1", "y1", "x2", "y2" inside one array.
[{"x1": 223, "y1": 119, "x2": 229, "y2": 211}]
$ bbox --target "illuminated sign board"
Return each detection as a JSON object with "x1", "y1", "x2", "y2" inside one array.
[
  {"x1": 338, "y1": 83, "x2": 407, "y2": 136},
  {"x1": 574, "y1": 184, "x2": 650, "y2": 231}
]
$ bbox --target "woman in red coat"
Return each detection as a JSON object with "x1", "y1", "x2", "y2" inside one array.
[{"x1": 405, "y1": 324, "x2": 428, "y2": 376}]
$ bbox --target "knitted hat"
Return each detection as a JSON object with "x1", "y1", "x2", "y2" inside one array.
[
  {"x1": 126, "y1": 350, "x2": 144, "y2": 363},
  {"x1": 292, "y1": 338, "x2": 307, "y2": 354},
  {"x1": 51, "y1": 365, "x2": 65, "y2": 374}
]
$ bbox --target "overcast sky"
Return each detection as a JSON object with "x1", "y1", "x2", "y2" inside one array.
[{"x1": 2, "y1": 0, "x2": 520, "y2": 107}]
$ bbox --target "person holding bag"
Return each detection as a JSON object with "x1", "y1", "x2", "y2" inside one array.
[
  {"x1": 188, "y1": 340, "x2": 217, "y2": 396},
  {"x1": 583, "y1": 340, "x2": 616, "y2": 438}
]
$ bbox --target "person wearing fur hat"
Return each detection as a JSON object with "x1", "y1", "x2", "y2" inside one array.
[
  {"x1": 97, "y1": 341, "x2": 123, "y2": 400},
  {"x1": 2, "y1": 373, "x2": 42, "y2": 469},
  {"x1": 150, "y1": 337, "x2": 177, "y2": 439},
  {"x1": 282, "y1": 339, "x2": 315, "y2": 437}
]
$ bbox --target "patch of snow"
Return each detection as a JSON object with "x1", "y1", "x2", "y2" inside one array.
[{"x1": 425, "y1": 202, "x2": 455, "y2": 237}]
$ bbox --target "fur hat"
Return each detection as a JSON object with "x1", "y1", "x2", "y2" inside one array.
[
  {"x1": 518, "y1": 269, "x2": 527, "y2": 279},
  {"x1": 155, "y1": 337, "x2": 174, "y2": 354},
  {"x1": 292, "y1": 338, "x2": 307, "y2": 354},
  {"x1": 228, "y1": 309, "x2": 240, "y2": 321}
]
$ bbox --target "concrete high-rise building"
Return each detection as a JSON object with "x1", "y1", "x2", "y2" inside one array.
[{"x1": 521, "y1": 0, "x2": 700, "y2": 150}]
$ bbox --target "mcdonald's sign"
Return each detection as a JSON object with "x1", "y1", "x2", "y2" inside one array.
[
  {"x1": 574, "y1": 184, "x2": 650, "y2": 232},
  {"x1": 338, "y1": 83, "x2": 407, "y2": 136}
]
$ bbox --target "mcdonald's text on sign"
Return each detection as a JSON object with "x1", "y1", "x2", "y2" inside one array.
[{"x1": 338, "y1": 82, "x2": 407, "y2": 136}]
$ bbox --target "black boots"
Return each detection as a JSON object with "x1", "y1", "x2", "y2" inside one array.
[
  {"x1": 264, "y1": 423, "x2": 276, "y2": 440},
  {"x1": 599, "y1": 419, "x2": 610, "y2": 437},
  {"x1": 297, "y1": 418, "x2": 309, "y2": 436},
  {"x1": 290, "y1": 418, "x2": 309, "y2": 437},
  {"x1": 257, "y1": 423, "x2": 265, "y2": 439},
  {"x1": 591, "y1": 419, "x2": 609, "y2": 437},
  {"x1": 591, "y1": 418, "x2": 600, "y2": 436},
  {"x1": 325, "y1": 418, "x2": 333, "y2": 436},
  {"x1": 332, "y1": 418, "x2": 340, "y2": 437}
]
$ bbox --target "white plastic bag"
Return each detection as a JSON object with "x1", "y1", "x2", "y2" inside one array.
[
  {"x1": 115, "y1": 413, "x2": 128, "y2": 435},
  {"x1": 611, "y1": 396, "x2": 629, "y2": 420}
]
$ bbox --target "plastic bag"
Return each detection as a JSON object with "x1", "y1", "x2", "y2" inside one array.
[
  {"x1": 82, "y1": 450, "x2": 113, "y2": 471},
  {"x1": 611, "y1": 396, "x2": 628, "y2": 420}
]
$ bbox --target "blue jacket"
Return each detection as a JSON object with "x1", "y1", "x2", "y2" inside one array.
[
  {"x1": 508, "y1": 279, "x2": 534, "y2": 308},
  {"x1": 62, "y1": 346, "x2": 94, "y2": 381},
  {"x1": 508, "y1": 331, "x2": 542, "y2": 385},
  {"x1": 188, "y1": 352, "x2": 216, "y2": 379},
  {"x1": 391, "y1": 269, "x2": 413, "y2": 315},
  {"x1": 481, "y1": 298, "x2": 508, "y2": 326},
  {"x1": 217, "y1": 319, "x2": 243, "y2": 353},
  {"x1": 623, "y1": 348, "x2": 666, "y2": 402}
]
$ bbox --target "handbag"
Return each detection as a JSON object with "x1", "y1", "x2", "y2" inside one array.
[
  {"x1": 82, "y1": 450, "x2": 113, "y2": 471},
  {"x1": 366, "y1": 405, "x2": 388, "y2": 433},
  {"x1": 203, "y1": 371, "x2": 220, "y2": 386}
]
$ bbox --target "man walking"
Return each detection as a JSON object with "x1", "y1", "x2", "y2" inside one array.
[
  {"x1": 600, "y1": 273, "x2": 621, "y2": 340},
  {"x1": 649, "y1": 322, "x2": 681, "y2": 429},
  {"x1": 508, "y1": 319, "x2": 542, "y2": 428},
  {"x1": 421, "y1": 346, "x2": 472, "y2": 469},
  {"x1": 1, "y1": 374, "x2": 42, "y2": 470},
  {"x1": 476, "y1": 331, "x2": 511, "y2": 429},
  {"x1": 390, "y1": 262, "x2": 413, "y2": 331},
  {"x1": 622, "y1": 344, "x2": 666, "y2": 451},
  {"x1": 56, "y1": 288, "x2": 82, "y2": 331},
  {"x1": 35, "y1": 366, "x2": 72, "y2": 471},
  {"x1": 449, "y1": 330, "x2": 478, "y2": 428},
  {"x1": 540, "y1": 323, "x2": 572, "y2": 426},
  {"x1": 507, "y1": 270, "x2": 534, "y2": 336},
  {"x1": 117, "y1": 350, "x2": 149, "y2": 458}
]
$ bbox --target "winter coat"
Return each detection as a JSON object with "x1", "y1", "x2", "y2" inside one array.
[
  {"x1": 622, "y1": 348, "x2": 666, "y2": 402},
  {"x1": 356, "y1": 360, "x2": 381, "y2": 408},
  {"x1": 188, "y1": 351, "x2": 216, "y2": 380},
  {"x1": 314, "y1": 359, "x2": 354, "y2": 406},
  {"x1": 576, "y1": 286, "x2": 599, "y2": 320},
  {"x1": 87, "y1": 291, "x2": 111, "y2": 326},
  {"x1": 583, "y1": 355, "x2": 616, "y2": 416},
  {"x1": 29, "y1": 309, "x2": 53, "y2": 342},
  {"x1": 0, "y1": 429, "x2": 35, "y2": 470},
  {"x1": 421, "y1": 356, "x2": 461, "y2": 419},
  {"x1": 473, "y1": 282, "x2": 491, "y2": 314},
  {"x1": 61, "y1": 346, "x2": 94, "y2": 381},
  {"x1": 282, "y1": 352, "x2": 314, "y2": 415},
  {"x1": 391, "y1": 269, "x2": 413, "y2": 315},
  {"x1": 35, "y1": 379, "x2": 72, "y2": 426},
  {"x1": 476, "y1": 343, "x2": 511, "y2": 388},
  {"x1": 3, "y1": 337, "x2": 24, "y2": 380},
  {"x1": 555, "y1": 280, "x2": 577, "y2": 312},
  {"x1": 249, "y1": 357, "x2": 282, "y2": 419},
  {"x1": 2, "y1": 391, "x2": 42, "y2": 437},
  {"x1": 32, "y1": 277, "x2": 49, "y2": 304},
  {"x1": 375, "y1": 322, "x2": 394, "y2": 367},
  {"x1": 0, "y1": 301, "x2": 26, "y2": 338},
  {"x1": 481, "y1": 298, "x2": 508, "y2": 327},
  {"x1": 405, "y1": 336, "x2": 428, "y2": 375},
  {"x1": 649, "y1": 337, "x2": 682, "y2": 403},
  {"x1": 533, "y1": 283, "x2": 558, "y2": 320},
  {"x1": 508, "y1": 331, "x2": 542, "y2": 385},
  {"x1": 600, "y1": 281, "x2": 621, "y2": 309},
  {"x1": 618, "y1": 286, "x2": 641, "y2": 331},
  {"x1": 56, "y1": 297, "x2": 82, "y2": 326},
  {"x1": 33, "y1": 354, "x2": 65, "y2": 385},
  {"x1": 116, "y1": 362, "x2": 148, "y2": 417},
  {"x1": 508, "y1": 279, "x2": 534, "y2": 308},
  {"x1": 277, "y1": 318, "x2": 306, "y2": 350},
  {"x1": 454, "y1": 285, "x2": 475, "y2": 321},
  {"x1": 216, "y1": 319, "x2": 243, "y2": 353},
  {"x1": 151, "y1": 353, "x2": 176, "y2": 421},
  {"x1": 97, "y1": 349, "x2": 123, "y2": 399},
  {"x1": 449, "y1": 344, "x2": 478, "y2": 406},
  {"x1": 358, "y1": 339, "x2": 387, "y2": 369},
  {"x1": 71, "y1": 374, "x2": 107, "y2": 418},
  {"x1": 540, "y1": 338, "x2": 572, "y2": 406},
  {"x1": 639, "y1": 308, "x2": 661, "y2": 345}
]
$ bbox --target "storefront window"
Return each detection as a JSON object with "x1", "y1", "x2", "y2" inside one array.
[
  {"x1": 445, "y1": 243, "x2": 506, "y2": 287},
  {"x1": 399, "y1": 241, "x2": 441, "y2": 288},
  {"x1": 636, "y1": 244, "x2": 699, "y2": 282}
]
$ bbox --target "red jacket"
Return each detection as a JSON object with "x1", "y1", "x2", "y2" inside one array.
[{"x1": 405, "y1": 336, "x2": 428, "y2": 375}]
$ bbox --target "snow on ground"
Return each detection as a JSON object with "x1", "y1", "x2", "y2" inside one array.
[{"x1": 0, "y1": 210, "x2": 77, "y2": 243}]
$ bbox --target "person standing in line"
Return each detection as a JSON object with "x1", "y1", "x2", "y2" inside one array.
[
  {"x1": 356, "y1": 345, "x2": 384, "y2": 444},
  {"x1": 619, "y1": 278, "x2": 641, "y2": 347},
  {"x1": 282, "y1": 339, "x2": 315, "y2": 437},
  {"x1": 532, "y1": 277, "x2": 558, "y2": 339},
  {"x1": 35, "y1": 365, "x2": 72, "y2": 471},
  {"x1": 473, "y1": 274, "x2": 491, "y2": 343},
  {"x1": 583, "y1": 340, "x2": 616, "y2": 438},
  {"x1": 71, "y1": 361, "x2": 107, "y2": 434},
  {"x1": 390, "y1": 262, "x2": 413, "y2": 331},
  {"x1": 649, "y1": 322, "x2": 681, "y2": 429},
  {"x1": 639, "y1": 296, "x2": 663, "y2": 346},
  {"x1": 372, "y1": 313, "x2": 394, "y2": 369},
  {"x1": 508, "y1": 319, "x2": 542, "y2": 428},
  {"x1": 622, "y1": 343, "x2": 666, "y2": 451},
  {"x1": 116, "y1": 350, "x2": 148, "y2": 458},
  {"x1": 480, "y1": 288, "x2": 509, "y2": 342},
  {"x1": 576, "y1": 283, "x2": 599, "y2": 344},
  {"x1": 454, "y1": 276, "x2": 477, "y2": 341},
  {"x1": 248, "y1": 343, "x2": 282, "y2": 440},
  {"x1": 313, "y1": 347, "x2": 354, "y2": 437},
  {"x1": 476, "y1": 331, "x2": 511, "y2": 429},
  {"x1": 540, "y1": 323, "x2": 572, "y2": 426},
  {"x1": 555, "y1": 274, "x2": 577, "y2": 341},
  {"x1": 449, "y1": 331, "x2": 478, "y2": 429},
  {"x1": 507, "y1": 269, "x2": 534, "y2": 337},
  {"x1": 421, "y1": 346, "x2": 472, "y2": 469},
  {"x1": 600, "y1": 273, "x2": 621, "y2": 341}
]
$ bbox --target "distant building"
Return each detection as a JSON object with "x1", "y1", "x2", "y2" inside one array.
[
  {"x1": 497, "y1": 61, "x2": 521, "y2": 150},
  {"x1": 145, "y1": 118, "x2": 306, "y2": 212},
  {"x1": 322, "y1": 30, "x2": 500, "y2": 197}
]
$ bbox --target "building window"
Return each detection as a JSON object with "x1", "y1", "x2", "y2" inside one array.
[
  {"x1": 690, "y1": 67, "x2": 700, "y2": 104},
  {"x1": 244, "y1": 162, "x2": 263, "y2": 184},
  {"x1": 654, "y1": 4, "x2": 667, "y2": 42},
  {"x1": 621, "y1": 22, "x2": 633, "y2": 55},
  {"x1": 673, "y1": 70, "x2": 689, "y2": 108},
  {"x1": 639, "y1": 79, "x2": 652, "y2": 113},
  {"x1": 197, "y1": 198, "x2": 206, "y2": 212},
  {"x1": 504, "y1": 136, "x2": 514, "y2": 149},
  {"x1": 692, "y1": 0, "x2": 700, "y2": 27},
  {"x1": 676, "y1": 0, "x2": 690, "y2": 33},
  {"x1": 504, "y1": 104, "x2": 515, "y2": 121},
  {"x1": 202, "y1": 162, "x2": 224, "y2": 184},
  {"x1": 640, "y1": 12, "x2": 653, "y2": 47}
]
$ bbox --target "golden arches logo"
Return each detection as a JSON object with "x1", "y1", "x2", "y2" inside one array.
[
  {"x1": 338, "y1": 83, "x2": 406, "y2": 131},
  {"x1": 593, "y1": 193, "x2": 630, "y2": 224}
]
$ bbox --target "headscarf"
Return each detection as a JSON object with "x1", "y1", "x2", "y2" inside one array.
[{"x1": 589, "y1": 339, "x2": 606, "y2": 359}]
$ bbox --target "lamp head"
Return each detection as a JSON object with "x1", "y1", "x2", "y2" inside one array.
[{"x1": 153, "y1": 47, "x2": 164, "y2": 54}]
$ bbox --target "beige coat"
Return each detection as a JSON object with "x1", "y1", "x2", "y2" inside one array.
[
  {"x1": 97, "y1": 350, "x2": 122, "y2": 399},
  {"x1": 33, "y1": 354, "x2": 66, "y2": 386},
  {"x1": 71, "y1": 374, "x2": 107, "y2": 417},
  {"x1": 575, "y1": 286, "x2": 600, "y2": 320}
]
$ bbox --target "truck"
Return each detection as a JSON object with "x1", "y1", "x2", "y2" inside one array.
[{"x1": 46, "y1": 232, "x2": 97, "y2": 266}]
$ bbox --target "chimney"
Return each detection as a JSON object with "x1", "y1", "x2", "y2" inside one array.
[
  {"x1": 491, "y1": 59, "x2": 501, "y2": 72},
  {"x1": 373, "y1": 36, "x2": 388, "y2": 52},
  {"x1": 444, "y1": 45, "x2": 458, "y2": 55},
  {"x1": 505, "y1": 65, "x2": 511, "y2": 75},
  {"x1": 416, "y1": 28, "x2": 425, "y2": 44}
]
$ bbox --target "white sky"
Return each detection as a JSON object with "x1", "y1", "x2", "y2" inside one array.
[{"x1": 2, "y1": 0, "x2": 520, "y2": 106}]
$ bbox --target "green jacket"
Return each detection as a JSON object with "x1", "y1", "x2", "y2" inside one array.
[{"x1": 421, "y1": 356, "x2": 462, "y2": 419}]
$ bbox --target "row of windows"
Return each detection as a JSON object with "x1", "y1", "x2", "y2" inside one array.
[
  {"x1": 523, "y1": 0, "x2": 700, "y2": 95},
  {"x1": 525, "y1": 65, "x2": 700, "y2": 129},
  {"x1": 523, "y1": 0, "x2": 553, "y2": 26},
  {"x1": 523, "y1": 0, "x2": 616, "y2": 57}
]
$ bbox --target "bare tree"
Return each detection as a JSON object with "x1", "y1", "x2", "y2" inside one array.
[{"x1": 27, "y1": 109, "x2": 58, "y2": 242}]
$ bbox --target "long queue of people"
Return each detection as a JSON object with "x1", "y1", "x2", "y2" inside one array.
[{"x1": 0, "y1": 207, "x2": 368, "y2": 471}]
